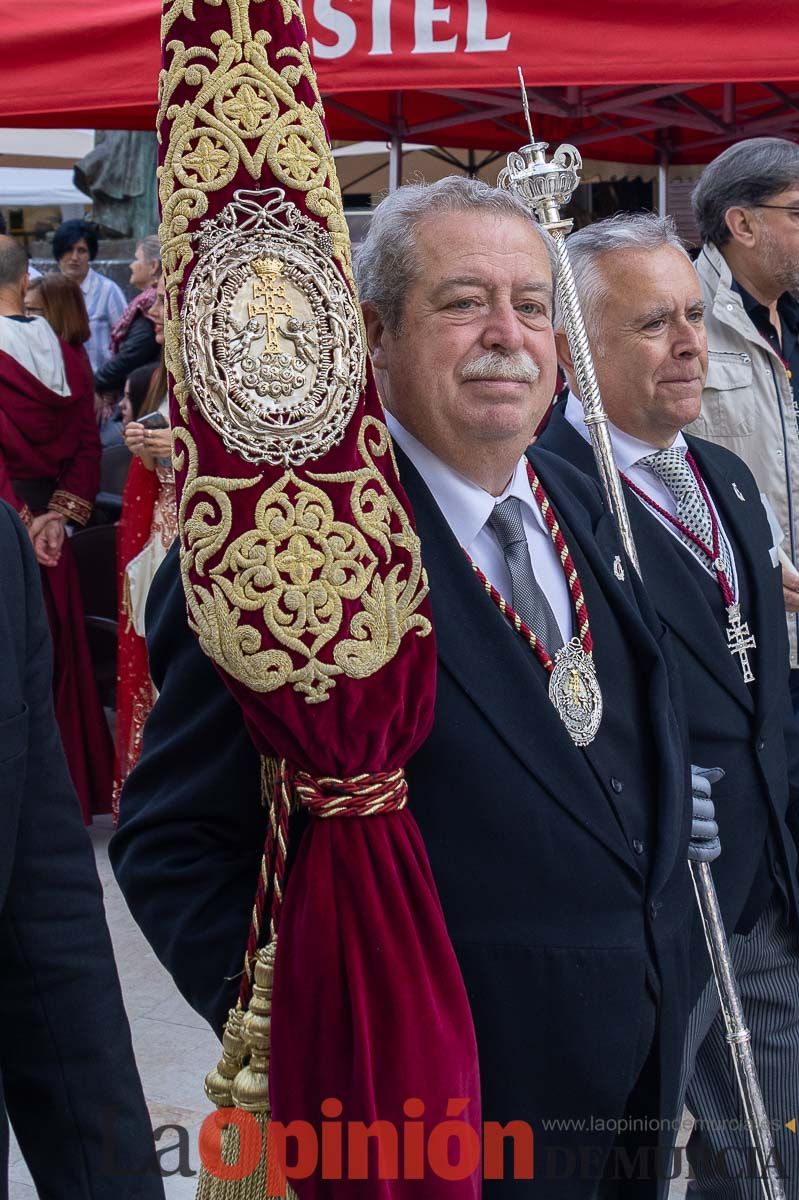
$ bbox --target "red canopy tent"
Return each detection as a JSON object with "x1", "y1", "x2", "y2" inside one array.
[{"x1": 3, "y1": 0, "x2": 799, "y2": 165}]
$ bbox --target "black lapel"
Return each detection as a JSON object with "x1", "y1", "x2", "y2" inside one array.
[
  {"x1": 686, "y1": 436, "x2": 780, "y2": 722},
  {"x1": 628, "y1": 500, "x2": 754, "y2": 713},
  {"x1": 541, "y1": 407, "x2": 754, "y2": 714},
  {"x1": 395, "y1": 445, "x2": 633, "y2": 869}
]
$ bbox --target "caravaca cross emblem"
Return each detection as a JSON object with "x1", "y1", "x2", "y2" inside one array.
[
  {"x1": 249, "y1": 256, "x2": 293, "y2": 356},
  {"x1": 726, "y1": 602, "x2": 756, "y2": 684}
]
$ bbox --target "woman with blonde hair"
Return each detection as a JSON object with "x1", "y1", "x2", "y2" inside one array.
[{"x1": 94, "y1": 234, "x2": 162, "y2": 400}]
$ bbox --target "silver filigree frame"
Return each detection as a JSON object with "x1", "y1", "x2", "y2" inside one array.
[{"x1": 181, "y1": 187, "x2": 365, "y2": 467}]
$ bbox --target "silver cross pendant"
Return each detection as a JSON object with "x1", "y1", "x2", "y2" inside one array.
[{"x1": 726, "y1": 602, "x2": 756, "y2": 683}]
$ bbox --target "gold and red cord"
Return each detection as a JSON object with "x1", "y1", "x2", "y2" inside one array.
[
  {"x1": 467, "y1": 462, "x2": 594, "y2": 672},
  {"x1": 238, "y1": 762, "x2": 408, "y2": 1009}
]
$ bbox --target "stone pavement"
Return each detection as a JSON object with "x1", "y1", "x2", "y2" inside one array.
[{"x1": 6, "y1": 816, "x2": 689, "y2": 1198}]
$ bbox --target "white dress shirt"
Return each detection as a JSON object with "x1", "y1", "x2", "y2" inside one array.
[
  {"x1": 386, "y1": 410, "x2": 573, "y2": 642},
  {"x1": 563, "y1": 391, "x2": 739, "y2": 596},
  {"x1": 80, "y1": 267, "x2": 127, "y2": 374}
]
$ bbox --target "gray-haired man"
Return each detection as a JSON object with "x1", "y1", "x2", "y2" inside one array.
[
  {"x1": 689, "y1": 137, "x2": 799, "y2": 709},
  {"x1": 538, "y1": 211, "x2": 799, "y2": 1198},
  {"x1": 115, "y1": 179, "x2": 701, "y2": 1198}
]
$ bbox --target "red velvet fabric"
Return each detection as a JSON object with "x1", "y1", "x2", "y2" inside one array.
[
  {"x1": 0, "y1": 342, "x2": 100, "y2": 515},
  {"x1": 42, "y1": 541, "x2": 114, "y2": 822},
  {"x1": 272, "y1": 812, "x2": 481, "y2": 1199},
  {"x1": 112, "y1": 456, "x2": 159, "y2": 822},
  {"x1": 160, "y1": 4, "x2": 481, "y2": 1194},
  {"x1": 0, "y1": 339, "x2": 112, "y2": 821}
]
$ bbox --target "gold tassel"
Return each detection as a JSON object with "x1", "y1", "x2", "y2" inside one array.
[
  {"x1": 195, "y1": 944, "x2": 298, "y2": 1200},
  {"x1": 260, "y1": 755, "x2": 280, "y2": 807}
]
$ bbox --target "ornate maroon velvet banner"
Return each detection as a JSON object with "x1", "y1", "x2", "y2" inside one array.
[{"x1": 158, "y1": 1, "x2": 480, "y2": 1195}]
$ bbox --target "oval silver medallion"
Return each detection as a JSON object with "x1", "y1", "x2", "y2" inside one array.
[
  {"x1": 181, "y1": 188, "x2": 365, "y2": 467},
  {"x1": 548, "y1": 638, "x2": 603, "y2": 747}
]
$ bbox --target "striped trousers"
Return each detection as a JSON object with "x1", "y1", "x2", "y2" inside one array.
[{"x1": 677, "y1": 897, "x2": 799, "y2": 1197}]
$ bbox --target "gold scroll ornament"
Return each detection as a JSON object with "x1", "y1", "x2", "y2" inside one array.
[
  {"x1": 159, "y1": 0, "x2": 431, "y2": 702},
  {"x1": 158, "y1": 0, "x2": 351, "y2": 419},
  {"x1": 175, "y1": 416, "x2": 431, "y2": 704}
]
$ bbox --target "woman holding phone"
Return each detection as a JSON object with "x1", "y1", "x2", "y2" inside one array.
[{"x1": 114, "y1": 279, "x2": 177, "y2": 817}]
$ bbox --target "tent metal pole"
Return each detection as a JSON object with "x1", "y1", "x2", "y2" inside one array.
[
  {"x1": 389, "y1": 92, "x2": 403, "y2": 192},
  {"x1": 658, "y1": 149, "x2": 669, "y2": 217}
]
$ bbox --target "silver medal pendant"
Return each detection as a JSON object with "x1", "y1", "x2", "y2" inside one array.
[{"x1": 548, "y1": 638, "x2": 603, "y2": 747}]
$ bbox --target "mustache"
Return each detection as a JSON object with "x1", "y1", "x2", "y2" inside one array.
[{"x1": 460, "y1": 350, "x2": 541, "y2": 384}]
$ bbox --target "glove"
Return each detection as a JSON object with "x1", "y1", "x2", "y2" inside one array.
[{"x1": 688, "y1": 765, "x2": 724, "y2": 863}]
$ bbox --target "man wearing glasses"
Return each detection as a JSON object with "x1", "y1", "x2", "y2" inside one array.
[{"x1": 690, "y1": 138, "x2": 799, "y2": 715}]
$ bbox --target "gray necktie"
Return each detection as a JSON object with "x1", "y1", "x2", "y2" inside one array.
[
  {"x1": 640, "y1": 448, "x2": 733, "y2": 582},
  {"x1": 488, "y1": 496, "x2": 563, "y2": 653}
]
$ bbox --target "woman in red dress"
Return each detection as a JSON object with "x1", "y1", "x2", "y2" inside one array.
[
  {"x1": 112, "y1": 279, "x2": 176, "y2": 819},
  {"x1": 0, "y1": 245, "x2": 113, "y2": 822}
]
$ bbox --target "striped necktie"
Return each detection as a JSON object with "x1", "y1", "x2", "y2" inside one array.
[
  {"x1": 487, "y1": 496, "x2": 563, "y2": 653},
  {"x1": 640, "y1": 448, "x2": 734, "y2": 582}
]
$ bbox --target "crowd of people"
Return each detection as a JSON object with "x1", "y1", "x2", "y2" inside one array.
[
  {"x1": 2, "y1": 130, "x2": 799, "y2": 1198},
  {"x1": 0, "y1": 219, "x2": 175, "y2": 825}
]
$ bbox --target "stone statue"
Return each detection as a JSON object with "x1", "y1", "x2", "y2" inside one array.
[{"x1": 73, "y1": 131, "x2": 158, "y2": 238}]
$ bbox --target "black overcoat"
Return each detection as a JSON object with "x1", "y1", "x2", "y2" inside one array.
[
  {"x1": 0, "y1": 501, "x2": 163, "y2": 1200},
  {"x1": 113, "y1": 448, "x2": 696, "y2": 1198}
]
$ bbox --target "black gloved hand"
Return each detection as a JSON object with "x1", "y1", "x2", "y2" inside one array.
[{"x1": 688, "y1": 765, "x2": 724, "y2": 864}]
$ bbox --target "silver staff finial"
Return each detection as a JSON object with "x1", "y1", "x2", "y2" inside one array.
[
  {"x1": 517, "y1": 67, "x2": 536, "y2": 145},
  {"x1": 497, "y1": 84, "x2": 583, "y2": 233}
]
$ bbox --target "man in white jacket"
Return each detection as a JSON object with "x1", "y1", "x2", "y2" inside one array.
[{"x1": 689, "y1": 137, "x2": 799, "y2": 708}]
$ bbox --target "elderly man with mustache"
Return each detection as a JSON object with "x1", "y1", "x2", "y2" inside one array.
[
  {"x1": 538, "y1": 212, "x2": 799, "y2": 1198},
  {"x1": 114, "y1": 179, "x2": 701, "y2": 1198}
]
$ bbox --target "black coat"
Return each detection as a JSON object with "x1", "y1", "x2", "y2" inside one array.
[
  {"x1": 0, "y1": 502, "x2": 163, "y2": 1200},
  {"x1": 94, "y1": 311, "x2": 159, "y2": 394},
  {"x1": 112, "y1": 447, "x2": 694, "y2": 1199},
  {"x1": 539, "y1": 404, "x2": 799, "y2": 980}
]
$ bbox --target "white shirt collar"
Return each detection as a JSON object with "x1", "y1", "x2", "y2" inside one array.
[
  {"x1": 79, "y1": 268, "x2": 99, "y2": 297},
  {"x1": 384, "y1": 409, "x2": 544, "y2": 550},
  {"x1": 563, "y1": 390, "x2": 686, "y2": 470}
]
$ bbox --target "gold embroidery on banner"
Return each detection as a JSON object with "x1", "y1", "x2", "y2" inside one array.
[
  {"x1": 158, "y1": 0, "x2": 351, "y2": 418},
  {"x1": 162, "y1": 0, "x2": 430, "y2": 698},
  {"x1": 175, "y1": 418, "x2": 431, "y2": 703}
]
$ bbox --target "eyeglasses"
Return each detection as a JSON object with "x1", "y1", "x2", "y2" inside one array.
[{"x1": 753, "y1": 204, "x2": 799, "y2": 215}]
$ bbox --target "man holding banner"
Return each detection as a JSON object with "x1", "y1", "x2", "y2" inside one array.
[{"x1": 112, "y1": 2, "x2": 704, "y2": 1196}]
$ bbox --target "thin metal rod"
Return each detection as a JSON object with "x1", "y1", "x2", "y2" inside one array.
[
  {"x1": 518, "y1": 68, "x2": 535, "y2": 144},
  {"x1": 551, "y1": 235, "x2": 640, "y2": 570},
  {"x1": 388, "y1": 93, "x2": 403, "y2": 193},
  {"x1": 690, "y1": 862, "x2": 785, "y2": 1198}
]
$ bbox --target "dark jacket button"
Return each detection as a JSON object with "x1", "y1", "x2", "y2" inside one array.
[
  {"x1": 633, "y1": 839, "x2": 644, "y2": 855},
  {"x1": 611, "y1": 777, "x2": 624, "y2": 794}
]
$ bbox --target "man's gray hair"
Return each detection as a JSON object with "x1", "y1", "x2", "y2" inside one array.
[
  {"x1": 0, "y1": 236, "x2": 28, "y2": 289},
  {"x1": 692, "y1": 137, "x2": 799, "y2": 248},
  {"x1": 554, "y1": 212, "x2": 689, "y2": 339},
  {"x1": 354, "y1": 176, "x2": 557, "y2": 333}
]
